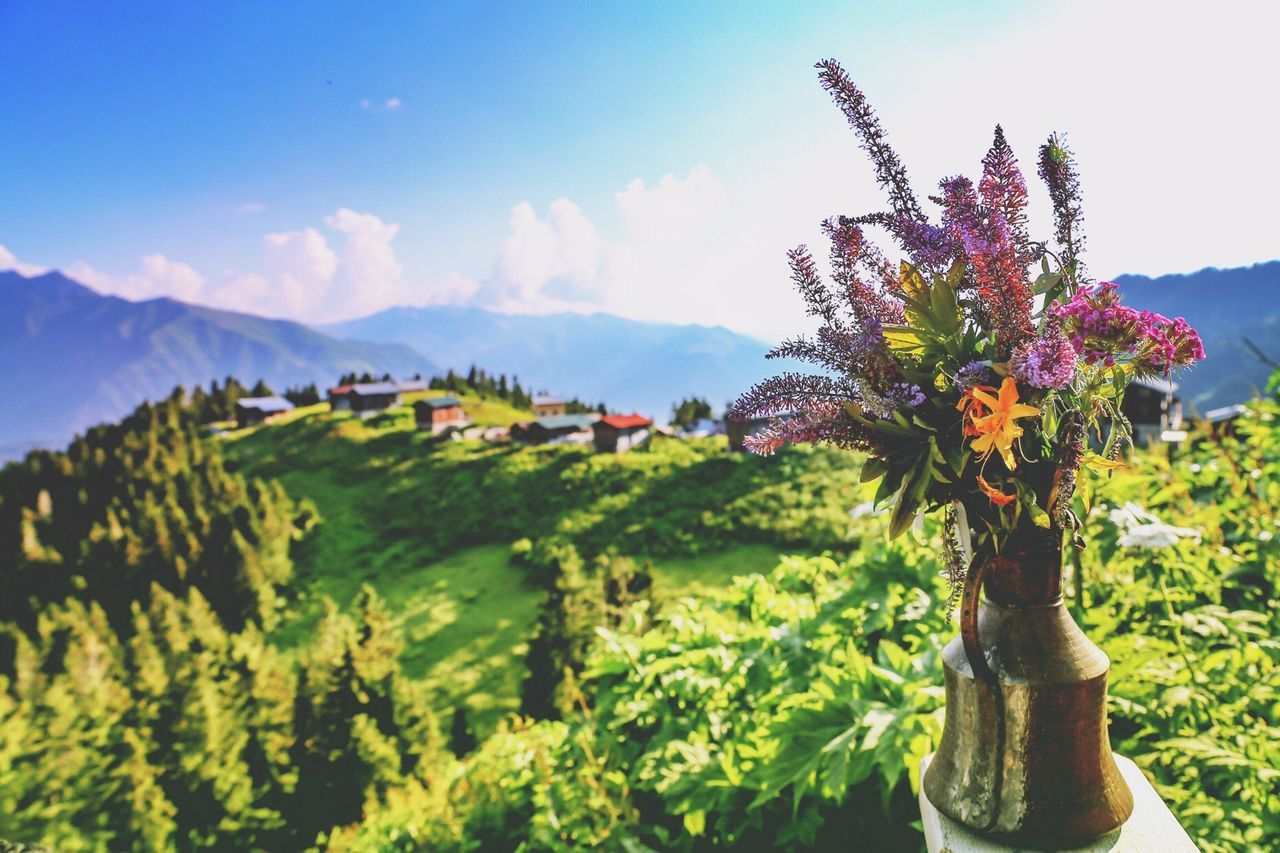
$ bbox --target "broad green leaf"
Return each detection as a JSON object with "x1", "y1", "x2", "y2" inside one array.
[
  {"x1": 860, "y1": 456, "x2": 889, "y2": 483},
  {"x1": 899, "y1": 261, "x2": 928, "y2": 300},
  {"x1": 881, "y1": 325, "x2": 925, "y2": 354}
]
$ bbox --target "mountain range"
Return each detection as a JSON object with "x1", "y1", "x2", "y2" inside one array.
[
  {"x1": 1113, "y1": 262, "x2": 1280, "y2": 413},
  {"x1": 3, "y1": 261, "x2": 1277, "y2": 459},
  {"x1": 0, "y1": 270, "x2": 435, "y2": 458},
  {"x1": 319, "y1": 307, "x2": 776, "y2": 418}
]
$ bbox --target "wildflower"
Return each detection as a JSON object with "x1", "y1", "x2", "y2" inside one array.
[
  {"x1": 965, "y1": 377, "x2": 1040, "y2": 470},
  {"x1": 1037, "y1": 133, "x2": 1088, "y2": 282},
  {"x1": 815, "y1": 59, "x2": 923, "y2": 221},
  {"x1": 956, "y1": 361, "x2": 994, "y2": 391},
  {"x1": 977, "y1": 475, "x2": 1016, "y2": 506},
  {"x1": 886, "y1": 382, "x2": 926, "y2": 408},
  {"x1": 889, "y1": 215, "x2": 958, "y2": 270},
  {"x1": 738, "y1": 401, "x2": 874, "y2": 456},
  {"x1": 1053, "y1": 283, "x2": 1205, "y2": 374},
  {"x1": 1117, "y1": 523, "x2": 1201, "y2": 550},
  {"x1": 940, "y1": 175, "x2": 1033, "y2": 355},
  {"x1": 980, "y1": 125, "x2": 1035, "y2": 265},
  {"x1": 1010, "y1": 314, "x2": 1077, "y2": 389},
  {"x1": 1108, "y1": 501, "x2": 1201, "y2": 549}
]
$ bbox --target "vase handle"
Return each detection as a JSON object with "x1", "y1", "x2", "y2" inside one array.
[{"x1": 959, "y1": 553, "x2": 1004, "y2": 831}]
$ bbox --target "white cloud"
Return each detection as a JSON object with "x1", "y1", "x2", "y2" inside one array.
[
  {"x1": 50, "y1": 208, "x2": 418, "y2": 323},
  {"x1": 323, "y1": 208, "x2": 403, "y2": 319},
  {"x1": 385, "y1": 97, "x2": 401, "y2": 109},
  {"x1": 480, "y1": 199, "x2": 603, "y2": 311},
  {"x1": 424, "y1": 273, "x2": 481, "y2": 307},
  {"x1": 0, "y1": 244, "x2": 48, "y2": 277},
  {"x1": 253, "y1": 226, "x2": 338, "y2": 316},
  {"x1": 468, "y1": 165, "x2": 741, "y2": 326},
  {"x1": 615, "y1": 163, "x2": 726, "y2": 244},
  {"x1": 234, "y1": 201, "x2": 266, "y2": 216},
  {"x1": 603, "y1": 164, "x2": 734, "y2": 322},
  {"x1": 68, "y1": 253, "x2": 206, "y2": 303},
  {"x1": 360, "y1": 99, "x2": 372, "y2": 110}
]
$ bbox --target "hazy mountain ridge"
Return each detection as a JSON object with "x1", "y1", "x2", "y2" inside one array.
[
  {"x1": 0, "y1": 270, "x2": 436, "y2": 456},
  {"x1": 320, "y1": 306, "x2": 779, "y2": 418},
  {"x1": 4, "y1": 260, "x2": 1277, "y2": 459},
  {"x1": 1113, "y1": 261, "x2": 1280, "y2": 412}
]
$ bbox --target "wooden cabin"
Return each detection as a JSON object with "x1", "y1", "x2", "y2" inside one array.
[
  {"x1": 395, "y1": 378, "x2": 430, "y2": 395},
  {"x1": 1203, "y1": 403, "x2": 1247, "y2": 439},
  {"x1": 532, "y1": 395, "x2": 568, "y2": 418},
  {"x1": 235, "y1": 396, "x2": 294, "y2": 428},
  {"x1": 328, "y1": 384, "x2": 354, "y2": 411},
  {"x1": 682, "y1": 418, "x2": 725, "y2": 438},
  {"x1": 1121, "y1": 376, "x2": 1182, "y2": 446},
  {"x1": 348, "y1": 382, "x2": 403, "y2": 416},
  {"x1": 414, "y1": 396, "x2": 469, "y2": 435},
  {"x1": 727, "y1": 415, "x2": 772, "y2": 453},
  {"x1": 330, "y1": 378, "x2": 424, "y2": 413},
  {"x1": 511, "y1": 414, "x2": 598, "y2": 445},
  {"x1": 593, "y1": 414, "x2": 652, "y2": 454}
]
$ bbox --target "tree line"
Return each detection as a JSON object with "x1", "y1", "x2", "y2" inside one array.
[{"x1": 0, "y1": 388, "x2": 308, "y2": 636}]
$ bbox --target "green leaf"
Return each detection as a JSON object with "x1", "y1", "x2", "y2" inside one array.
[
  {"x1": 1033, "y1": 272, "x2": 1063, "y2": 295},
  {"x1": 860, "y1": 457, "x2": 889, "y2": 483},
  {"x1": 881, "y1": 325, "x2": 926, "y2": 355},
  {"x1": 682, "y1": 811, "x2": 706, "y2": 836}
]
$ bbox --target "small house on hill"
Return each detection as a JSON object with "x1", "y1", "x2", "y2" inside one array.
[
  {"x1": 415, "y1": 396, "x2": 469, "y2": 435},
  {"x1": 512, "y1": 413, "x2": 599, "y2": 446},
  {"x1": 683, "y1": 418, "x2": 725, "y2": 438},
  {"x1": 329, "y1": 378, "x2": 425, "y2": 413},
  {"x1": 395, "y1": 378, "x2": 429, "y2": 394},
  {"x1": 328, "y1": 384, "x2": 355, "y2": 411},
  {"x1": 1204, "y1": 403, "x2": 1247, "y2": 439},
  {"x1": 348, "y1": 382, "x2": 403, "y2": 416},
  {"x1": 593, "y1": 414, "x2": 652, "y2": 454},
  {"x1": 532, "y1": 395, "x2": 568, "y2": 418},
  {"x1": 235, "y1": 396, "x2": 294, "y2": 428},
  {"x1": 727, "y1": 415, "x2": 773, "y2": 453},
  {"x1": 1121, "y1": 376, "x2": 1183, "y2": 446}
]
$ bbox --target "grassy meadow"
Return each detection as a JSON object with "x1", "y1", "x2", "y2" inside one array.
[{"x1": 222, "y1": 395, "x2": 846, "y2": 730}]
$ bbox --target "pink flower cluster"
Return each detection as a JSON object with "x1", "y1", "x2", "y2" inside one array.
[
  {"x1": 1010, "y1": 315, "x2": 1076, "y2": 389},
  {"x1": 1052, "y1": 283, "x2": 1205, "y2": 374}
]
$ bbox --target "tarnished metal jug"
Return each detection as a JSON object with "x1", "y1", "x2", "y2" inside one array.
[{"x1": 922, "y1": 541, "x2": 1134, "y2": 846}]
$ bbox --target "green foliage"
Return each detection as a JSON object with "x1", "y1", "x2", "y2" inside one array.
[
  {"x1": 284, "y1": 383, "x2": 322, "y2": 407},
  {"x1": 3, "y1": 374, "x2": 1279, "y2": 851},
  {"x1": 0, "y1": 584, "x2": 454, "y2": 850},
  {"x1": 671, "y1": 396, "x2": 714, "y2": 429},
  {"x1": 224, "y1": 412, "x2": 862, "y2": 727},
  {"x1": 416, "y1": 393, "x2": 1280, "y2": 852},
  {"x1": 0, "y1": 391, "x2": 309, "y2": 633}
]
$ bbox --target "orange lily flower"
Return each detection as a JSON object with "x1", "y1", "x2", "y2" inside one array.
[
  {"x1": 977, "y1": 475, "x2": 1017, "y2": 506},
  {"x1": 957, "y1": 384, "x2": 995, "y2": 437},
  {"x1": 967, "y1": 376, "x2": 1039, "y2": 470}
]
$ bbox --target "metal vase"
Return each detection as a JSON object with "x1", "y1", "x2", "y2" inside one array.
[{"x1": 922, "y1": 543, "x2": 1134, "y2": 846}]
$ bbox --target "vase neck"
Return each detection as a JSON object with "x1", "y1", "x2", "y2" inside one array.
[{"x1": 981, "y1": 534, "x2": 1063, "y2": 606}]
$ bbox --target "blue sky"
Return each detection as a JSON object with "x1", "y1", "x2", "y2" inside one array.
[{"x1": 2, "y1": 1, "x2": 1276, "y2": 338}]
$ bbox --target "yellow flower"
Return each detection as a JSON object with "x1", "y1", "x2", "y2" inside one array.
[{"x1": 967, "y1": 376, "x2": 1039, "y2": 470}]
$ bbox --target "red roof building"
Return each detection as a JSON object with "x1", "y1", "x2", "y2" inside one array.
[
  {"x1": 328, "y1": 385, "x2": 355, "y2": 411},
  {"x1": 593, "y1": 414, "x2": 653, "y2": 453},
  {"x1": 599, "y1": 414, "x2": 651, "y2": 430}
]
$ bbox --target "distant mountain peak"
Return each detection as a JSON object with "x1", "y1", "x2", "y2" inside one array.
[{"x1": 0, "y1": 269, "x2": 437, "y2": 456}]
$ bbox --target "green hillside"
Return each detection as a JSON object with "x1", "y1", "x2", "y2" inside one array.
[
  {"x1": 222, "y1": 392, "x2": 860, "y2": 729},
  {"x1": 4, "y1": 383, "x2": 1277, "y2": 851}
]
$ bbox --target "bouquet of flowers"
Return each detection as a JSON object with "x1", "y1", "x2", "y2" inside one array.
[{"x1": 731, "y1": 59, "x2": 1204, "y2": 605}]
